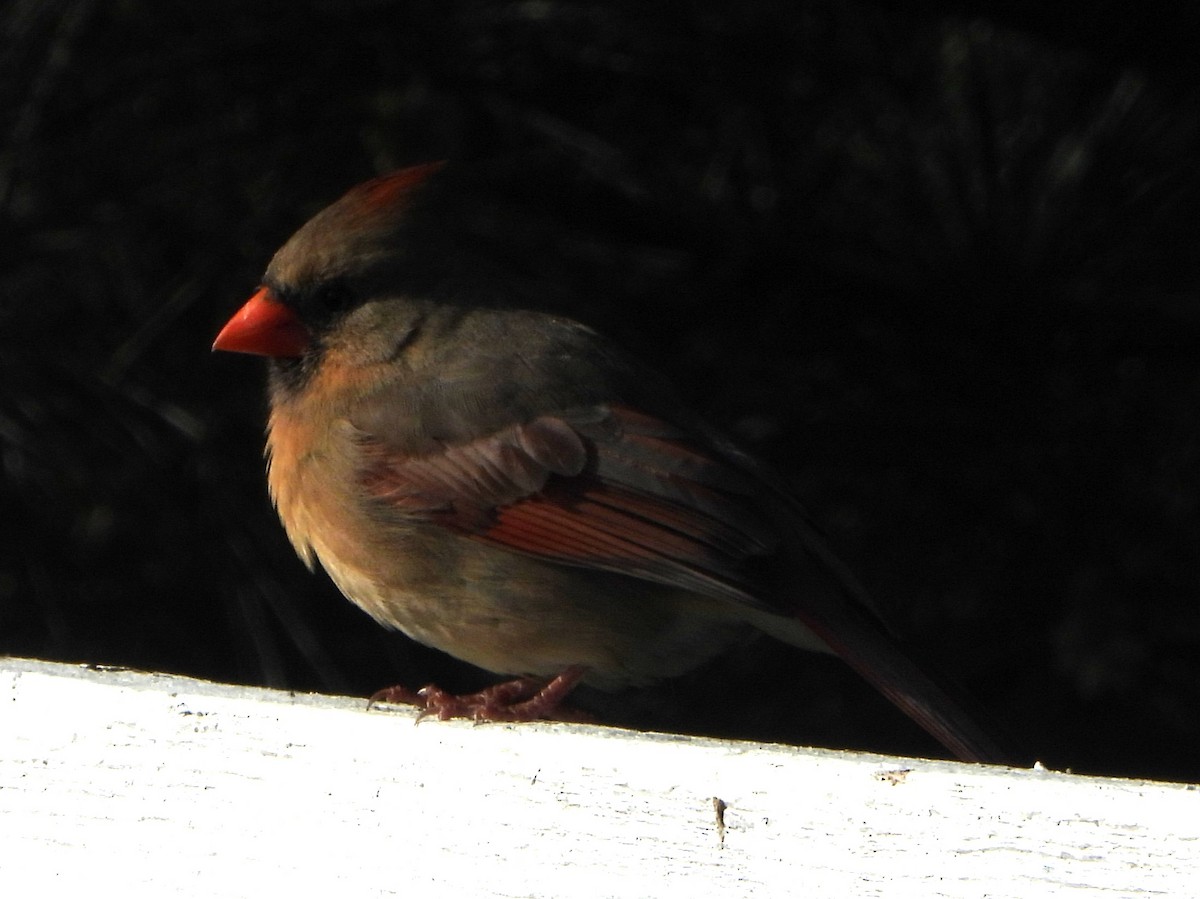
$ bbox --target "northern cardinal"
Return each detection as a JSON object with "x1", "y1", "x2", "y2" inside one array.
[{"x1": 214, "y1": 162, "x2": 1011, "y2": 764}]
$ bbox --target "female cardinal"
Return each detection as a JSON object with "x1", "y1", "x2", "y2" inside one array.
[{"x1": 214, "y1": 162, "x2": 1010, "y2": 764}]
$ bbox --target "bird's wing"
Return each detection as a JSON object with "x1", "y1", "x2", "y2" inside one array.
[{"x1": 358, "y1": 404, "x2": 781, "y2": 609}]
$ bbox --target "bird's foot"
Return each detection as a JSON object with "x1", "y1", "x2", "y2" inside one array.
[{"x1": 368, "y1": 665, "x2": 593, "y2": 723}]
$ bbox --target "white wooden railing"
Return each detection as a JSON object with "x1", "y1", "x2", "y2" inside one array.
[{"x1": 1, "y1": 657, "x2": 1195, "y2": 897}]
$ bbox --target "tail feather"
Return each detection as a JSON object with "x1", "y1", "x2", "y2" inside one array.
[{"x1": 774, "y1": 508, "x2": 1014, "y2": 764}]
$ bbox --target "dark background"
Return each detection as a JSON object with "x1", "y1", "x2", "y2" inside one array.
[{"x1": 3, "y1": 0, "x2": 1198, "y2": 781}]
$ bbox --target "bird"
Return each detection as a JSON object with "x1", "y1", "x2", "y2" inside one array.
[{"x1": 213, "y1": 161, "x2": 1012, "y2": 764}]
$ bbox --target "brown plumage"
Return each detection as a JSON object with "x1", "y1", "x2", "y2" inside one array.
[{"x1": 214, "y1": 163, "x2": 1012, "y2": 763}]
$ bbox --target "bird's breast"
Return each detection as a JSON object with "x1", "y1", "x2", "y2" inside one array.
[{"x1": 266, "y1": 400, "x2": 457, "y2": 638}]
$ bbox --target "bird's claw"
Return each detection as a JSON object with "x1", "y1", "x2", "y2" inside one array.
[{"x1": 367, "y1": 666, "x2": 593, "y2": 723}]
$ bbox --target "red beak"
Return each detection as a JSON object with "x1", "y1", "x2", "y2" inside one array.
[{"x1": 212, "y1": 286, "x2": 311, "y2": 357}]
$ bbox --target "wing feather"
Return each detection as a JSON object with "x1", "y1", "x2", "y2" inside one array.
[{"x1": 358, "y1": 405, "x2": 776, "y2": 606}]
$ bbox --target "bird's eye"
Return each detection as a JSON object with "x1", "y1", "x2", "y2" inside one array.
[{"x1": 314, "y1": 280, "x2": 356, "y2": 314}]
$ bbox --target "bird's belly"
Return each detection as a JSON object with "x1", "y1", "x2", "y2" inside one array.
[{"x1": 311, "y1": 522, "x2": 754, "y2": 690}]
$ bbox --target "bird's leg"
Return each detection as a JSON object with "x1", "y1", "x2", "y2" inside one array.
[{"x1": 369, "y1": 665, "x2": 593, "y2": 723}]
